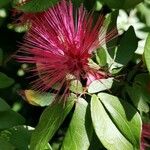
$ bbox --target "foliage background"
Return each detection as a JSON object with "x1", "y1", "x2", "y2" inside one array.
[{"x1": 0, "y1": 0, "x2": 150, "y2": 150}]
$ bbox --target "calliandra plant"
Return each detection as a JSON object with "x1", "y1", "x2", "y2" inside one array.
[
  {"x1": 0, "y1": 0, "x2": 150, "y2": 150},
  {"x1": 16, "y1": 0, "x2": 117, "y2": 99}
]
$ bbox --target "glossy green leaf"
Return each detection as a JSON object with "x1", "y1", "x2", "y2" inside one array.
[
  {"x1": 0, "y1": 72, "x2": 14, "y2": 89},
  {"x1": 102, "y1": 0, "x2": 143, "y2": 9},
  {"x1": 98, "y1": 93, "x2": 142, "y2": 148},
  {"x1": 144, "y1": 33, "x2": 150, "y2": 73},
  {"x1": 30, "y1": 95, "x2": 75, "y2": 150},
  {"x1": 24, "y1": 90, "x2": 55, "y2": 106},
  {"x1": 62, "y1": 98, "x2": 93, "y2": 150},
  {"x1": 0, "y1": 110, "x2": 25, "y2": 130},
  {"x1": 96, "y1": 47, "x2": 107, "y2": 67},
  {"x1": 91, "y1": 95, "x2": 133, "y2": 150},
  {"x1": 13, "y1": 0, "x2": 59, "y2": 12},
  {"x1": 115, "y1": 26, "x2": 138, "y2": 66},
  {"x1": 0, "y1": 98, "x2": 10, "y2": 112},
  {"x1": 88, "y1": 78, "x2": 114, "y2": 93}
]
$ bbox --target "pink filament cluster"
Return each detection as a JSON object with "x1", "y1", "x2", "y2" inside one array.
[
  {"x1": 17, "y1": 0, "x2": 116, "y2": 97},
  {"x1": 141, "y1": 124, "x2": 150, "y2": 150}
]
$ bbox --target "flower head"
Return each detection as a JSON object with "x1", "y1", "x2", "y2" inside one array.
[
  {"x1": 16, "y1": 0, "x2": 116, "y2": 99},
  {"x1": 141, "y1": 124, "x2": 150, "y2": 150}
]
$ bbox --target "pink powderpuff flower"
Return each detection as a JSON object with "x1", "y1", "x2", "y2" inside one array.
[
  {"x1": 141, "y1": 124, "x2": 150, "y2": 150},
  {"x1": 16, "y1": 0, "x2": 117, "y2": 99}
]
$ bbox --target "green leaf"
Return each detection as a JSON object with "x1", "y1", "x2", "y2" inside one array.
[
  {"x1": 0, "y1": 125, "x2": 52, "y2": 150},
  {"x1": 126, "y1": 73, "x2": 150, "y2": 113},
  {"x1": 70, "y1": 80, "x2": 83, "y2": 94},
  {"x1": 13, "y1": 0, "x2": 59, "y2": 12},
  {"x1": 30, "y1": 95, "x2": 75, "y2": 150},
  {"x1": 98, "y1": 93, "x2": 142, "y2": 148},
  {"x1": 137, "y1": 3, "x2": 150, "y2": 27},
  {"x1": 24, "y1": 90, "x2": 55, "y2": 107},
  {"x1": 144, "y1": 33, "x2": 150, "y2": 73},
  {"x1": 115, "y1": 26, "x2": 138, "y2": 66},
  {"x1": 0, "y1": 139, "x2": 15, "y2": 150},
  {"x1": 0, "y1": 110, "x2": 25, "y2": 130},
  {"x1": 105, "y1": 10, "x2": 118, "y2": 58},
  {"x1": 0, "y1": 98, "x2": 10, "y2": 112},
  {"x1": 91, "y1": 95, "x2": 134, "y2": 150},
  {"x1": 0, "y1": 72, "x2": 14, "y2": 89},
  {"x1": 102, "y1": 0, "x2": 143, "y2": 9},
  {"x1": 0, "y1": 126, "x2": 33, "y2": 150},
  {"x1": 88, "y1": 78, "x2": 114, "y2": 93},
  {"x1": 96, "y1": 47, "x2": 107, "y2": 67},
  {"x1": 0, "y1": 98, "x2": 25, "y2": 130},
  {"x1": 133, "y1": 73, "x2": 150, "y2": 103},
  {"x1": 126, "y1": 85, "x2": 149, "y2": 113},
  {"x1": 62, "y1": 98, "x2": 93, "y2": 150},
  {"x1": 0, "y1": 48, "x2": 3, "y2": 65}
]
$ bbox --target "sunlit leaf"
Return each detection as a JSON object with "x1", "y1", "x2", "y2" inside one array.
[
  {"x1": 24, "y1": 90, "x2": 55, "y2": 106},
  {"x1": 98, "y1": 93, "x2": 142, "y2": 148},
  {"x1": 96, "y1": 47, "x2": 107, "y2": 67},
  {"x1": 70, "y1": 80, "x2": 83, "y2": 94},
  {"x1": 91, "y1": 95, "x2": 134, "y2": 150},
  {"x1": 137, "y1": 2, "x2": 150, "y2": 27},
  {"x1": 30, "y1": 94, "x2": 75, "y2": 150},
  {"x1": 88, "y1": 78, "x2": 114, "y2": 93},
  {"x1": 62, "y1": 98, "x2": 93, "y2": 150}
]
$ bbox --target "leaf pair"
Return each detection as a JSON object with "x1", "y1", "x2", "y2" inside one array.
[
  {"x1": 91, "y1": 93, "x2": 142, "y2": 150},
  {"x1": 30, "y1": 92, "x2": 142, "y2": 150}
]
